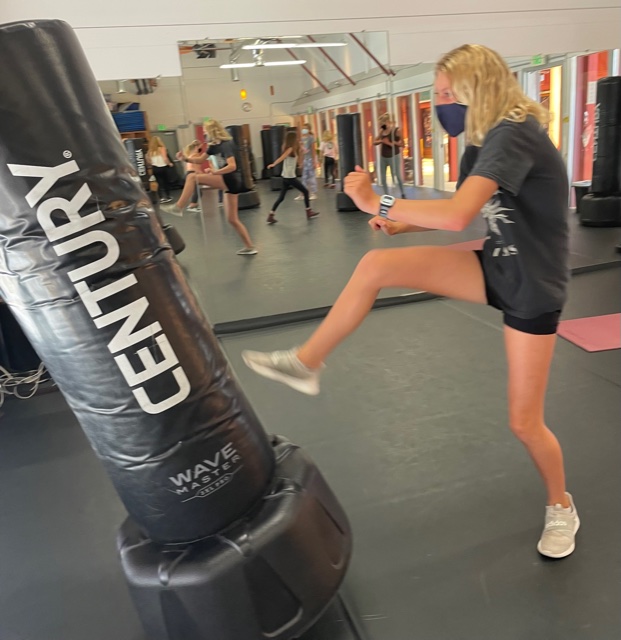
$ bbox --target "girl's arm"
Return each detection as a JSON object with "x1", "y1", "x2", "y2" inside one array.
[
  {"x1": 186, "y1": 152, "x2": 206, "y2": 166},
  {"x1": 160, "y1": 146, "x2": 174, "y2": 166},
  {"x1": 267, "y1": 147, "x2": 293, "y2": 168},
  {"x1": 345, "y1": 166, "x2": 498, "y2": 232},
  {"x1": 213, "y1": 155, "x2": 237, "y2": 175},
  {"x1": 394, "y1": 128, "x2": 404, "y2": 148}
]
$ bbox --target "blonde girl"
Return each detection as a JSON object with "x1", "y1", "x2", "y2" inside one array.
[
  {"x1": 168, "y1": 119, "x2": 256, "y2": 256},
  {"x1": 147, "y1": 135, "x2": 175, "y2": 203},
  {"x1": 243, "y1": 44, "x2": 579, "y2": 559}
]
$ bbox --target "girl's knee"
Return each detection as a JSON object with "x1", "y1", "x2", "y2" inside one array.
[
  {"x1": 508, "y1": 413, "x2": 545, "y2": 444},
  {"x1": 356, "y1": 249, "x2": 386, "y2": 279}
]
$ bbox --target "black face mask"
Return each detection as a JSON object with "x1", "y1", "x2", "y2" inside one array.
[{"x1": 435, "y1": 103, "x2": 467, "y2": 137}]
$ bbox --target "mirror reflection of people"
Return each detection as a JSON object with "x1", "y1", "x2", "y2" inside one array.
[
  {"x1": 167, "y1": 119, "x2": 257, "y2": 256},
  {"x1": 266, "y1": 131, "x2": 320, "y2": 224},
  {"x1": 296, "y1": 124, "x2": 318, "y2": 201},
  {"x1": 373, "y1": 113, "x2": 406, "y2": 199},
  {"x1": 242, "y1": 44, "x2": 579, "y2": 560},
  {"x1": 147, "y1": 135, "x2": 175, "y2": 203},
  {"x1": 320, "y1": 130, "x2": 337, "y2": 188},
  {"x1": 183, "y1": 140, "x2": 205, "y2": 213}
]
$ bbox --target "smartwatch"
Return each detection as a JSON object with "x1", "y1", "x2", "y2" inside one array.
[{"x1": 379, "y1": 194, "x2": 395, "y2": 219}]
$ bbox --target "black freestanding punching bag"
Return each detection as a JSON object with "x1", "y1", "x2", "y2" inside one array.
[
  {"x1": 579, "y1": 77, "x2": 621, "y2": 227},
  {"x1": 336, "y1": 113, "x2": 363, "y2": 211},
  {"x1": 591, "y1": 77, "x2": 621, "y2": 196},
  {"x1": 225, "y1": 125, "x2": 260, "y2": 210},
  {"x1": 269, "y1": 125, "x2": 286, "y2": 190},
  {"x1": 123, "y1": 138, "x2": 185, "y2": 254},
  {"x1": 0, "y1": 19, "x2": 274, "y2": 545},
  {"x1": 260, "y1": 128, "x2": 273, "y2": 179},
  {"x1": 0, "y1": 19, "x2": 352, "y2": 640}
]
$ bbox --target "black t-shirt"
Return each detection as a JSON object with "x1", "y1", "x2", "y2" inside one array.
[
  {"x1": 457, "y1": 116, "x2": 569, "y2": 318},
  {"x1": 207, "y1": 140, "x2": 240, "y2": 174},
  {"x1": 380, "y1": 127, "x2": 401, "y2": 158}
]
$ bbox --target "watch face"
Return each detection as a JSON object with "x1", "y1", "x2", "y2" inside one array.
[{"x1": 380, "y1": 195, "x2": 395, "y2": 206}]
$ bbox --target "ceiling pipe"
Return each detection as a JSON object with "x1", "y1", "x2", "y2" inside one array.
[
  {"x1": 286, "y1": 48, "x2": 330, "y2": 93},
  {"x1": 306, "y1": 35, "x2": 356, "y2": 86},
  {"x1": 348, "y1": 33, "x2": 395, "y2": 76}
]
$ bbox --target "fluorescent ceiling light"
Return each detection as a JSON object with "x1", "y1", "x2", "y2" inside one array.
[
  {"x1": 242, "y1": 43, "x2": 345, "y2": 50},
  {"x1": 296, "y1": 43, "x2": 346, "y2": 48},
  {"x1": 243, "y1": 43, "x2": 289, "y2": 49},
  {"x1": 219, "y1": 63, "x2": 257, "y2": 69},
  {"x1": 264, "y1": 60, "x2": 306, "y2": 66},
  {"x1": 220, "y1": 60, "x2": 307, "y2": 69}
]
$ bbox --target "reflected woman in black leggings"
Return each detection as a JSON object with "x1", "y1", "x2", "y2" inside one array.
[{"x1": 266, "y1": 131, "x2": 320, "y2": 224}]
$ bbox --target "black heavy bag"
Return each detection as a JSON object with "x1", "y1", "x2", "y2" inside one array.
[
  {"x1": 0, "y1": 298, "x2": 42, "y2": 373},
  {"x1": 592, "y1": 77, "x2": 621, "y2": 196},
  {"x1": 578, "y1": 193, "x2": 621, "y2": 227},
  {"x1": 225, "y1": 125, "x2": 252, "y2": 191},
  {"x1": 123, "y1": 138, "x2": 150, "y2": 189},
  {"x1": 269, "y1": 126, "x2": 286, "y2": 190},
  {"x1": 269, "y1": 125, "x2": 286, "y2": 180},
  {"x1": 336, "y1": 113, "x2": 363, "y2": 211},
  {"x1": 0, "y1": 19, "x2": 275, "y2": 545},
  {"x1": 260, "y1": 128, "x2": 273, "y2": 179},
  {"x1": 119, "y1": 437, "x2": 353, "y2": 640},
  {"x1": 124, "y1": 138, "x2": 186, "y2": 255},
  {"x1": 225, "y1": 125, "x2": 260, "y2": 209}
]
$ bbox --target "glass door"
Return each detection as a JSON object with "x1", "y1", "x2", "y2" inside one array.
[
  {"x1": 396, "y1": 94, "x2": 413, "y2": 185},
  {"x1": 416, "y1": 91, "x2": 434, "y2": 187},
  {"x1": 361, "y1": 101, "x2": 376, "y2": 177}
]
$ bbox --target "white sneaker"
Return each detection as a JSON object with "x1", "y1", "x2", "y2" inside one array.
[
  {"x1": 237, "y1": 247, "x2": 258, "y2": 256},
  {"x1": 160, "y1": 197, "x2": 173, "y2": 204},
  {"x1": 242, "y1": 348, "x2": 321, "y2": 395},
  {"x1": 186, "y1": 205, "x2": 201, "y2": 213},
  {"x1": 537, "y1": 492, "x2": 580, "y2": 558},
  {"x1": 163, "y1": 203, "x2": 183, "y2": 217},
  {"x1": 309, "y1": 194, "x2": 317, "y2": 200},
  {"x1": 294, "y1": 195, "x2": 304, "y2": 201}
]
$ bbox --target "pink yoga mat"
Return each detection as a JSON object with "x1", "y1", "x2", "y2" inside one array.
[
  {"x1": 445, "y1": 238, "x2": 486, "y2": 251},
  {"x1": 557, "y1": 313, "x2": 621, "y2": 352}
]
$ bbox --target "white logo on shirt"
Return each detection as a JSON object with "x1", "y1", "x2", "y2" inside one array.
[{"x1": 482, "y1": 191, "x2": 519, "y2": 257}]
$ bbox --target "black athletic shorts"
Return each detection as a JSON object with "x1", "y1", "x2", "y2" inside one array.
[
  {"x1": 222, "y1": 172, "x2": 243, "y2": 195},
  {"x1": 474, "y1": 250, "x2": 561, "y2": 335}
]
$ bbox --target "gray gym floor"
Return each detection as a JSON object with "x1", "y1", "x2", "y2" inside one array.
[{"x1": 0, "y1": 179, "x2": 619, "y2": 640}]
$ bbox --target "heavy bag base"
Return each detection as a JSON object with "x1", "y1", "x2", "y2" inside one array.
[
  {"x1": 118, "y1": 436, "x2": 352, "y2": 640},
  {"x1": 337, "y1": 192, "x2": 360, "y2": 212},
  {"x1": 271, "y1": 176, "x2": 283, "y2": 191},
  {"x1": 162, "y1": 224, "x2": 186, "y2": 254},
  {"x1": 238, "y1": 190, "x2": 261, "y2": 210},
  {"x1": 578, "y1": 193, "x2": 621, "y2": 227}
]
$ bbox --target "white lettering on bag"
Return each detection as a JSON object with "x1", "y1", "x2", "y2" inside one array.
[{"x1": 8, "y1": 158, "x2": 190, "y2": 415}]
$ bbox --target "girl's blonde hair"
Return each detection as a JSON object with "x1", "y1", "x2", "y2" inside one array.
[
  {"x1": 203, "y1": 119, "x2": 232, "y2": 143},
  {"x1": 435, "y1": 44, "x2": 550, "y2": 146},
  {"x1": 321, "y1": 130, "x2": 333, "y2": 142},
  {"x1": 147, "y1": 135, "x2": 164, "y2": 155},
  {"x1": 184, "y1": 140, "x2": 201, "y2": 157},
  {"x1": 378, "y1": 113, "x2": 392, "y2": 125},
  {"x1": 284, "y1": 131, "x2": 298, "y2": 157}
]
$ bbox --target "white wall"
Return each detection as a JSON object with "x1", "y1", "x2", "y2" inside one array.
[
  {"x1": 5, "y1": 2, "x2": 620, "y2": 79},
  {"x1": 100, "y1": 62, "x2": 309, "y2": 159}
]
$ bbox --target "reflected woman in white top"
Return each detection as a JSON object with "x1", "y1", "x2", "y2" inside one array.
[{"x1": 147, "y1": 135, "x2": 175, "y2": 203}]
